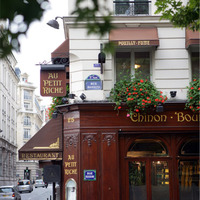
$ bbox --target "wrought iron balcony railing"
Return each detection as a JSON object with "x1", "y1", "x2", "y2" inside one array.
[{"x1": 113, "y1": 1, "x2": 151, "y2": 16}]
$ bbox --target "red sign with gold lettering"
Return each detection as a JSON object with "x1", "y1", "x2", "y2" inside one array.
[{"x1": 40, "y1": 70, "x2": 66, "y2": 97}]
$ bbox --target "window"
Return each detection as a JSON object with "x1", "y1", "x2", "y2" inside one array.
[
  {"x1": 23, "y1": 129, "x2": 31, "y2": 139},
  {"x1": 178, "y1": 138, "x2": 199, "y2": 200},
  {"x1": 114, "y1": 0, "x2": 150, "y2": 16},
  {"x1": 24, "y1": 116, "x2": 31, "y2": 126},
  {"x1": 24, "y1": 90, "x2": 32, "y2": 100},
  {"x1": 116, "y1": 51, "x2": 150, "y2": 82},
  {"x1": 191, "y1": 52, "x2": 199, "y2": 78},
  {"x1": 127, "y1": 138, "x2": 168, "y2": 157},
  {"x1": 24, "y1": 102, "x2": 31, "y2": 110}
]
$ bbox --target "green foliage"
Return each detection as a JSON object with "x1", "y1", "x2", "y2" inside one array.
[
  {"x1": 185, "y1": 78, "x2": 200, "y2": 113},
  {"x1": 48, "y1": 85, "x2": 69, "y2": 119},
  {"x1": 155, "y1": 0, "x2": 200, "y2": 31},
  {"x1": 109, "y1": 72, "x2": 167, "y2": 117},
  {"x1": 0, "y1": 0, "x2": 49, "y2": 58}
]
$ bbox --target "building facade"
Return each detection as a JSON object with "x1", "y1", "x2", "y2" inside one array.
[
  {"x1": 16, "y1": 73, "x2": 44, "y2": 181},
  {"x1": 0, "y1": 52, "x2": 19, "y2": 186},
  {"x1": 61, "y1": 1, "x2": 199, "y2": 199},
  {"x1": 19, "y1": 0, "x2": 199, "y2": 199}
]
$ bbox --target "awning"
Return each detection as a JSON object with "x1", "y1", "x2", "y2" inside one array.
[
  {"x1": 109, "y1": 28, "x2": 159, "y2": 46},
  {"x1": 51, "y1": 38, "x2": 69, "y2": 59},
  {"x1": 18, "y1": 115, "x2": 63, "y2": 161},
  {"x1": 186, "y1": 29, "x2": 200, "y2": 48}
]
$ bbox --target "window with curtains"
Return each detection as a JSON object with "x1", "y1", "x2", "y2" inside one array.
[
  {"x1": 115, "y1": 51, "x2": 150, "y2": 82},
  {"x1": 113, "y1": 0, "x2": 150, "y2": 16}
]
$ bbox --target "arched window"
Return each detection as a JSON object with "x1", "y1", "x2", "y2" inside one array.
[
  {"x1": 127, "y1": 138, "x2": 168, "y2": 157},
  {"x1": 178, "y1": 138, "x2": 199, "y2": 200},
  {"x1": 179, "y1": 138, "x2": 199, "y2": 156}
]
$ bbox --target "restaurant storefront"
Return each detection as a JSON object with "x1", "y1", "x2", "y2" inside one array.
[{"x1": 19, "y1": 101, "x2": 199, "y2": 200}]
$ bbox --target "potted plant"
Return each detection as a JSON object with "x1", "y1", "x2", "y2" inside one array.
[
  {"x1": 109, "y1": 73, "x2": 167, "y2": 117},
  {"x1": 185, "y1": 78, "x2": 200, "y2": 113}
]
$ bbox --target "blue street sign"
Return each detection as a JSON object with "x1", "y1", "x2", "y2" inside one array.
[
  {"x1": 84, "y1": 170, "x2": 96, "y2": 181},
  {"x1": 85, "y1": 74, "x2": 102, "y2": 90}
]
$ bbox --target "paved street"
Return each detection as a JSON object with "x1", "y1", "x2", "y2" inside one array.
[{"x1": 20, "y1": 184, "x2": 53, "y2": 200}]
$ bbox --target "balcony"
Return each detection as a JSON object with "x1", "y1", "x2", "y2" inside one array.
[{"x1": 113, "y1": 1, "x2": 151, "y2": 16}]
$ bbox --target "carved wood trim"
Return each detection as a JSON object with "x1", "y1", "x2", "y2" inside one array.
[
  {"x1": 64, "y1": 134, "x2": 78, "y2": 148},
  {"x1": 102, "y1": 133, "x2": 116, "y2": 147},
  {"x1": 82, "y1": 133, "x2": 97, "y2": 147}
]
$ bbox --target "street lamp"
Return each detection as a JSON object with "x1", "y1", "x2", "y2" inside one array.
[{"x1": 47, "y1": 16, "x2": 63, "y2": 29}]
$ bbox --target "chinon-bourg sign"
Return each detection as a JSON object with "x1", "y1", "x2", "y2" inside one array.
[{"x1": 40, "y1": 64, "x2": 66, "y2": 97}]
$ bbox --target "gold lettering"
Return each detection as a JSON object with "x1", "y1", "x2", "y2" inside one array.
[
  {"x1": 175, "y1": 112, "x2": 184, "y2": 122},
  {"x1": 161, "y1": 115, "x2": 167, "y2": 122},
  {"x1": 147, "y1": 114, "x2": 154, "y2": 122},
  {"x1": 65, "y1": 169, "x2": 77, "y2": 175},
  {"x1": 154, "y1": 115, "x2": 160, "y2": 122},
  {"x1": 65, "y1": 162, "x2": 77, "y2": 168},
  {"x1": 130, "y1": 113, "x2": 138, "y2": 122},
  {"x1": 68, "y1": 155, "x2": 75, "y2": 161},
  {"x1": 185, "y1": 114, "x2": 191, "y2": 122},
  {"x1": 138, "y1": 113, "x2": 144, "y2": 122},
  {"x1": 68, "y1": 118, "x2": 75, "y2": 123},
  {"x1": 192, "y1": 114, "x2": 198, "y2": 122},
  {"x1": 48, "y1": 73, "x2": 58, "y2": 79}
]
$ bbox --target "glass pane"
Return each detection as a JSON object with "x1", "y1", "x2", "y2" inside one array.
[
  {"x1": 134, "y1": 0, "x2": 149, "y2": 15},
  {"x1": 191, "y1": 52, "x2": 199, "y2": 78},
  {"x1": 129, "y1": 161, "x2": 147, "y2": 200},
  {"x1": 115, "y1": 0, "x2": 130, "y2": 15},
  {"x1": 151, "y1": 161, "x2": 169, "y2": 200},
  {"x1": 127, "y1": 139, "x2": 168, "y2": 157},
  {"x1": 135, "y1": 52, "x2": 150, "y2": 79},
  {"x1": 179, "y1": 139, "x2": 199, "y2": 156},
  {"x1": 179, "y1": 161, "x2": 199, "y2": 200},
  {"x1": 116, "y1": 52, "x2": 131, "y2": 82}
]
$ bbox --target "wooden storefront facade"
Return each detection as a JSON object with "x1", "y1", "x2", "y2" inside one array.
[
  {"x1": 61, "y1": 102, "x2": 199, "y2": 200},
  {"x1": 19, "y1": 101, "x2": 199, "y2": 200}
]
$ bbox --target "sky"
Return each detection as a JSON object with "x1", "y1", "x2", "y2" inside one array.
[{"x1": 14, "y1": 0, "x2": 68, "y2": 106}]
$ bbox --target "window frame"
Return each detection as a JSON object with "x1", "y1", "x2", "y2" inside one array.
[{"x1": 114, "y1": 48, "x2": 153, "y2": 83}]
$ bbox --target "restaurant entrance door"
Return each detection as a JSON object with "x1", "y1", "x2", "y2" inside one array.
[
  {"x1": 121, "y1": 135, "x2": 199, "y2": 200},
  {"x1": 125, "y1": 138, "x2": 171, "y2": 200},
  {"x1": 128, "y1": 158, "x2": 171, "y2": 200}
]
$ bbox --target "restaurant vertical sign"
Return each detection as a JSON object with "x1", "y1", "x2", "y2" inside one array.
[{"x1": 40, "y1": 64, "x2": 66, "y2": 97}]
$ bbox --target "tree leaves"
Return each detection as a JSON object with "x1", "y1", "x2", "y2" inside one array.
[{"x1": 155, "y1": 0, "x2": 200, "y2": 31}]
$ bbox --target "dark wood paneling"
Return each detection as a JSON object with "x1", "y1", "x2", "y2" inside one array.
[
  {"x1": 101, "y1": 133, "x2": 119, "y2": 200},
  {"x1": 81, "y1": 133, "x2": 99, "y2": 200}
]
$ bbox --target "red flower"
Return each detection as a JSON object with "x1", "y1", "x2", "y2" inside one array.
[
  {"x1": 198, "y1": 88, "x2": 200, "y2": 90},
  {"x1": 128, "y1": 93, "x2": 131, "y2": 95},
  {"x1": 140, "y1": 88, "x2": 143, "y2": 91},
  {"x1": 160, "y1": 91, "x2": 163, "y2": 94},
  {"x1": 135, "y1": 109, "x2": 139, "y2": 112},
  {"x1": 140, "y1": 79, "x2": 144, "y2": 83},
  {"x1": 118, "y1": 106, "x2": 121, "y2": 109},
  {"x1": 191, "y1": 87, "x2": 194, "y2": 89},
  {"x1": 193, "y1": 79, "x2": 196, "y2": 81},
  {"x1": 190, "y1": 97, "x2": 193, "y2": 99}
]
